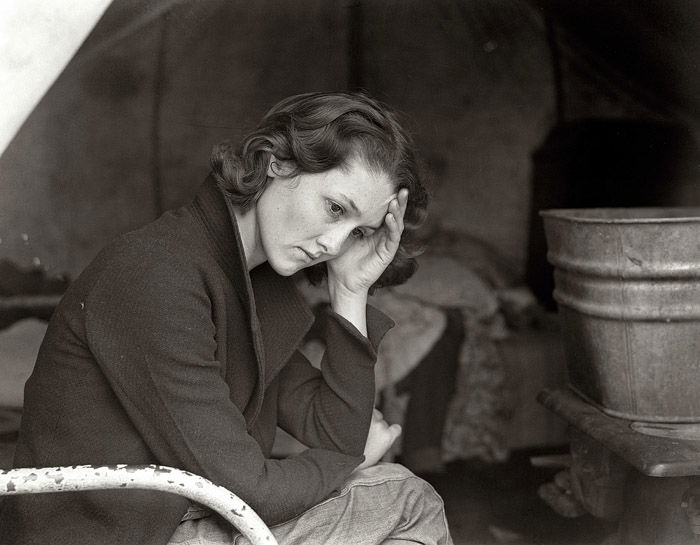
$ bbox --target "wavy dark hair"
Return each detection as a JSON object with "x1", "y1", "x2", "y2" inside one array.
[{"x1": 210, "y1": 91, "x2": 429, "y2": 290}]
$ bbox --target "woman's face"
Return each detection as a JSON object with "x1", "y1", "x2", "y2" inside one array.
[{"x1": 255, "y1": 157, "x2": 395, "y2": 276}]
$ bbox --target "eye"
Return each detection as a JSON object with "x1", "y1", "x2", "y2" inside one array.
[
  {"x1": 327, "y1": 200, "x2": 344, "y2": 218},
  {"x1": 351, "y1": 227, "x2": 365, "y2": 239}
]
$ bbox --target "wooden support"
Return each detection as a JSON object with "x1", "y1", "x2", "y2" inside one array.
[{"x1": 538, "y1": 388, "x2": 700, "y2": 478}]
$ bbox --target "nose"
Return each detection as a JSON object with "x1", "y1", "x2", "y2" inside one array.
[{"x1": 316, "y1": 226, "x2": 350, "y2": 257}]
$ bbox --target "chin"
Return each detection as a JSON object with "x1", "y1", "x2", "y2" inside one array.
[{"x1": 267, "y1": 256, "x2": 301, "y2": 277}]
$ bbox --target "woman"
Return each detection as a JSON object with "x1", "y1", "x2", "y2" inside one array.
[{"x1": 0, "y1": 92, "x2": 452, "y2": 544}]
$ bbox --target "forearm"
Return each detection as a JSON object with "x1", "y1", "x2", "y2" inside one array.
[
  {"x1": 277, "y1": 306, "x2": 394, "y2": 454},
  {"x1": 278, "y1": 305, "x2": 393, "y2": 455},
  {"x1": 278, "y1": 317, "x2": 375, "y2": 455}
]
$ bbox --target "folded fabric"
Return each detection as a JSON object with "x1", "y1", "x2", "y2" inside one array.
[
  {"x1": 391, "y1": 255, "x2": 499, "y2": 319},
  {"x1": 370, "y1": 292, "x2": 447, "y2": 392}
]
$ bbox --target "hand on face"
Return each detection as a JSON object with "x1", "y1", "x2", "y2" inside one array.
[{"x1": 326, "y1": 188, "x2": 409, "y2": 296}]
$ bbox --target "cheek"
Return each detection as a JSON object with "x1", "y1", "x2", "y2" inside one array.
[
  {"x1": 287, "y1": 203, "x2": 325, "y2": 240},
  {"x1": 338, "y1": 236, "x2": 356, "y2": 254},
  {"x1": 266, "y1": 203, "x2": 303, "y2": 242}
]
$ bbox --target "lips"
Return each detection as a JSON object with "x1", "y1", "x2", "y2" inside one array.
[{"x1": 299, "y1": 247, "x2": 319, "y2": 261}]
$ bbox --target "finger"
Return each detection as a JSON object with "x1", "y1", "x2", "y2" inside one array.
[
  {"x1": 398, "y1": 188, "x2": 409, "y2": 218},
  {"x1": 389, "y1": 197, "x2": 405, "y2": 234},
  {"x1": 384, "y1": 211, "x2": 401, "y2": 249},
  {"x1": 379, "y1": 215, "x2": 400, "y2": 261},
  {"x1": 372, "y1": 408, "x2": 384, "y2": 421},
  {"x1": 395, "y1": 189, "x2": 408, "y2": 227},
  {"x1": 389, "y1": 200, "x2": 402, "y2": 234},
  {"x1": 388, "y1": 424, "x2": 402, "y2": 442}
]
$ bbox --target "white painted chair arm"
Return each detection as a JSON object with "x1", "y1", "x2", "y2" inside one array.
[{"x1": 0, "y1": 464, "x2": 277, "y2": 545}]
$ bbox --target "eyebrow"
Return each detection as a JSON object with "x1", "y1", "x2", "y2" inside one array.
[
  {"x1": 338, "y1": 192, "x2": 384, "y2": 230},
  {"x1": 338, "y1": 192, "x2": 360, "y2": 214}
]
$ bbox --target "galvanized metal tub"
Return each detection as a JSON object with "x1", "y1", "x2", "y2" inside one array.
[{"x1": 541, "y1": 208, "x2": 700, "y2": 423}]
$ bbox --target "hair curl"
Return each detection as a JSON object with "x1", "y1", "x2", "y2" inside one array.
[{"x1": 210, "y1": 91, "x2": 429, "y2": 290}]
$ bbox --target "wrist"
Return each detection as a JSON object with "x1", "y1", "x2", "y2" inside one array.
[
  {"x1": 327, "y1": 281, "x2": 368, "y2": 336},
  {"x1": 328, "y1": 278, "x2": 368, "y2": 302}
]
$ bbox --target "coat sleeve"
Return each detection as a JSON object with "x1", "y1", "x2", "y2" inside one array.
[
  {"x1": 83, "y1": 244, "x2": 363, "y2": 525},
  {"x1": 276, "y1": 306, "x2": 394, "y2": 455}
]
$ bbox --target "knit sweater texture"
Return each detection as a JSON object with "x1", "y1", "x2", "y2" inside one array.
[{"x1": 0, "y1": 177, "x2": 393, "y2": 545}]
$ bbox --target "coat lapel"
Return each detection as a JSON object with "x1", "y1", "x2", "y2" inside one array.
[
  {"x1": 188, "y1": 176, "x2": 314, "y2": 425},
  {"x1": 189, "y1": 176, "x2": 252, "y2": 312},
  {"x1": 251, "y1": 264, "x2": 314, "y2": 388}
]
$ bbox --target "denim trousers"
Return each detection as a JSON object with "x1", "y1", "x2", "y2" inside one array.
[{"x1": 169, "y1": 462, "x2": 453, "y2": 545}]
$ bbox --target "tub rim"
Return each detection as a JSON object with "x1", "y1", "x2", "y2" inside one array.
[{"x1": 540, "y1": 207, "x2": 700, "y2": 224}]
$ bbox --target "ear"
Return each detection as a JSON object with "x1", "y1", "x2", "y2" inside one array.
[{"x1": 267, "y1": 155, "x2": 295, "y2": 178}]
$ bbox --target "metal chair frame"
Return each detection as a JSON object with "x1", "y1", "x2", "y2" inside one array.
[{"x1": 0, "y1": 464, "x2": 277, "y2": 545}]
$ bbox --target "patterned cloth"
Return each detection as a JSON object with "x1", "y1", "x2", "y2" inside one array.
[{"x1": 389, "y1": 255, "x2": 511, "y2": 463}]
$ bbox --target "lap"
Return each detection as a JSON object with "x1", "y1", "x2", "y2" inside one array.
[{"x1": 169, "y1": 463, "x2": 452, "y2": 545}]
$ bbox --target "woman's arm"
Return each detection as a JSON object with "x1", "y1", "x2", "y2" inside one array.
[
  {"x1": 83, "y1": 243, "x2": 363, "y2": 526},
  {"x1": 277, "y1": 190, "x2": 408, "y2": 457},
  {"x1": 276, "y1": 304, "x2": 393, "y2": 455},
  {"x1": 327, "y1": 282, "x2": 368, "y2": 336}
]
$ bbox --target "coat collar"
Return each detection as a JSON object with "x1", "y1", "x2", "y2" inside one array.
[{"x1": 189, "y1": 176, "x2": 314, "y2": 419}]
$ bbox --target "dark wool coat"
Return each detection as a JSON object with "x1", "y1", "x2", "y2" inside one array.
[{"x1": 0, "y1": 177, "x2": 393, "y2": 545}]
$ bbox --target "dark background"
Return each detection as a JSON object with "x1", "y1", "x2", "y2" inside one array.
[{"x1": 3, "y1": 0, "x2": 699, "y2": 295}]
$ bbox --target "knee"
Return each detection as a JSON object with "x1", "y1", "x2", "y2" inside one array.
[
  {"x1": 403, "y1": 472, "x2": 446, "y2": 518},
  {"x1": 345, "y1": 463, "x2": 445, "y2": 513},
  {"x1": 392, "y1": 470, "x2": 451, "y2": 544},
  {"x1": 369, "y1": 464, "x2": 446, "y2": 519},
  {"x1": 343, "y1": 463, "x2": 452, "y2": 543}
]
